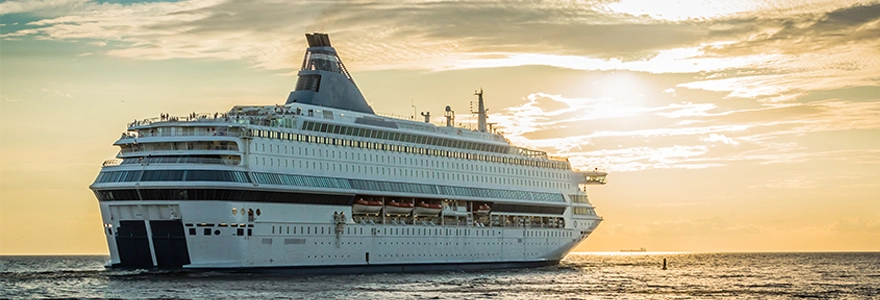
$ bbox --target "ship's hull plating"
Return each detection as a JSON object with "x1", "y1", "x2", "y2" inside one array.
[{"x1": 99, "y1": 200, "x2": 592, "y2": 272}]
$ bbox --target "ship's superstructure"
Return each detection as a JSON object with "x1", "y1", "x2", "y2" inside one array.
[{"x1": 91, "y1": 33, "x2": 606, "y2": 272}]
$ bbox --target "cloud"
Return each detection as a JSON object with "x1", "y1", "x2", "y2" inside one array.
[
  {"x1": 3, "y1": 1, "x2": 879, "y2": 174},
  {"x1": 3, "y1": 0, "x2": 875, "y2": 108},
  {"x1": 751, "y1": 178, "x2": 817, "y2": 189},
  {"x1": 708, "y1": 2, "x2": 880, "y2": 57},
  {"x1": 1, "y1": 0, "x2": 323, "y2": 70},
  {"x1": 0, "y1": 0, "x2": 90, "y2": 16},
  {"x1": 3, "y1": 1, "x2": 878, "y2": 93},
  {"x1": 1, "y1": 1, "x2": 871, "y2": 66},
  {"x1": 41, "y1": 88, "x2": 72, "y2": 98},
  {"x1": 701, "y1": 133, "x2": 739, "y2": 145},
  {"x1": 1, "y1": 96, "x2": 22, "y2": 103},
  {"x1": 680, "y1": 3, "x2": 880, "y2": 98},
  {"x1": 828, "y1": 218, "x2": 880, "y2": 233},
  {"x1": 486, "y1": 89, "x2": 879, "y2": 172},
  {"x1": 568, "y1": 145, "x2": 725, "y2": 172}
]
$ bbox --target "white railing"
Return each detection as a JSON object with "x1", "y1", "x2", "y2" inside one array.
[
  {"x1": 119, "y1": 130, "x2": 243, "y2": 139},
  {"x1": 128, "y1": 112, "x2": 236, "y2": 128}
]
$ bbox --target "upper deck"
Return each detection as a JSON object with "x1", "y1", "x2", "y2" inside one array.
[{"x1": 118, "y1": 102, "x2": 570, "y2": 165}]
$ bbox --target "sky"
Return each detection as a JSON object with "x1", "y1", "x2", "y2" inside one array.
[{"x1": 1, "y1": 0, "x2": 879, "y2": 254}]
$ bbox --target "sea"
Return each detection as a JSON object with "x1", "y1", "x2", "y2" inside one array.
[{"x1": 1, "y1": 252, "x2": 878, "y2": 299}]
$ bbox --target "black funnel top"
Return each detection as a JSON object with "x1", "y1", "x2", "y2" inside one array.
[{"x1": 285, "y1": 33, "x2": 375, "y2": 115}]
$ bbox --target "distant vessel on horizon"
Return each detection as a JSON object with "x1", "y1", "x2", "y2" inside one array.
[{"x1": 621, "y1": 247, "x2": 647, "y2": 252}]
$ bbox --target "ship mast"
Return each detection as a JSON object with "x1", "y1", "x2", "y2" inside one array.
[{"x1": 474, "y1": 89, "x2": 487, "y2": 132}]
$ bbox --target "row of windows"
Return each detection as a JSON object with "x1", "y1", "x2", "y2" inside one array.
[
  {"x1": 95, "y1": 170, "x2": 141, "y2": 183},
  {"x1": 573, "y1": 207, "x2": 598, "y2": 216},
  {"x1": 94, "y1": 170, "x2": 250, "y2": 183},
  {"x1": 120, "y1": 141, "x2": 239, "y2": 153},
  {"x1": 254, "y1": 144, "x2": 571, "y2": 190},
  {"x1": 350, "y1": 179, "x2": 435, "y2": 195},
  {"x1": 268, "y1": 225, "x2": 573, "y2": 238},
  {"x1": 253, "y1": 172, "x2": 349, "y2": 189},
  {"x1": 92, "y1": 188, "x2": 564, "y2": 214},
  {"x1": 94, "y1": 189, "x2": 352, "y2": 205},
  {"x1": 253, "y1": 172, "x2": 564, "y2": 203},
  {"x1": 304, "y1": 120, "x2": 508, "y2": 154},
  {"x1": 570, "y1": 194, "x2": 589, "y2": 203},
  {"x1": 492, "y1": 203, "x2": 566, "y2": 215},
  {"x1": 120, "y1": 155, "x2": 233, "y2": 165},
  {"x1": 95, "y1": 170, "x2": 565, "y2": 203},
  {"x1": 435, "y1": 185, "x2": 561, "y2": 202},
  {"x1": 253, "y1": 125, "x2": 570, "y2": 170}
]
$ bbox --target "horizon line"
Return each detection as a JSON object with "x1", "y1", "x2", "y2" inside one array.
[{"x1": 3, "y1": 250, "x2": 879, "y2": 257}]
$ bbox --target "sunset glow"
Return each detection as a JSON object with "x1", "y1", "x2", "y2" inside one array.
[{"x1": 2, "y1": 0, "x2": 879, "y2": 254}]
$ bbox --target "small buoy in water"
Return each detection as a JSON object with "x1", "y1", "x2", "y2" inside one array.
[{"x1": 662, "y1": 258, "x2": 668, "y2": 270}]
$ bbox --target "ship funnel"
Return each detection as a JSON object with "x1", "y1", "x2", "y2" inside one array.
[{"x1": 285, "y1": 33, "x2": 375, "y2": 114}]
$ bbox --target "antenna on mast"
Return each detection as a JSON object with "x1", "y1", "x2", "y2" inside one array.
[
  {"x1": 473, "y1": 89, "x2": 488, "y2": 132},
  {"x1": 411, "y1": 100, "x2": 416, "y2": 120}
]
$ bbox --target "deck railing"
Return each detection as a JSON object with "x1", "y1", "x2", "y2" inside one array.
[
  {"x1": 101, "y1": 157, "x2": 240, "y2": 167},
  {"x1": 120, "y1": 145, "x2": 239, "y2": 153},
  {"x1": 119, "y1": 130, "x2": 242, "y2": 139}
]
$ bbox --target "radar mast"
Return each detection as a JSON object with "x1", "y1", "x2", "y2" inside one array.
[{"x1": 474, "y1": 89, "x2": 488, "y2": 132}]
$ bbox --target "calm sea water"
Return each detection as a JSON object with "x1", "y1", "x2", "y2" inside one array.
[{"x1": 1, "y1": 252, "x2": 878, "y2": 299}]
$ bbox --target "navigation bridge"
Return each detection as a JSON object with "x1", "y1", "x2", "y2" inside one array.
[{"x1": 579, "y1": 169, "x2": 608, "y2": 185}]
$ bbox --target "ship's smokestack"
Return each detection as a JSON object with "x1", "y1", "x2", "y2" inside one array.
[{"x1": 285, "y1": 33, "x2": 375, "y2": 114}]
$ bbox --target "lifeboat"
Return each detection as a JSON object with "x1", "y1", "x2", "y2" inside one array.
[
  {"x1": 413, "y1": 202, "x2": 442, "y2": 216},
  {"x1": 476, "y1": 204, "x2": 491, "y2": 214},
  {"x1": 352, "y1": 198, "x2": 382, "y2": 214},
  {"x1": 384, "y1": 200, "x2": 414, "y2": 215}
]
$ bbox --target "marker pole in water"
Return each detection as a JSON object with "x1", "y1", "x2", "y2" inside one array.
[{"x1": 662, "y1": 258, "x2": 668, "y2": 270}]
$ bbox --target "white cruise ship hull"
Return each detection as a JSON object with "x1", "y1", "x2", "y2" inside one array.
[{"x1": 99, "y1": 200, "x2": 590, "y2": 272}]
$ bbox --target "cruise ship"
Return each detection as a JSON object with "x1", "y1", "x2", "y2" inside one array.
[{"x1": 91, "y1": 33, "x2": 607, "y2": 272}]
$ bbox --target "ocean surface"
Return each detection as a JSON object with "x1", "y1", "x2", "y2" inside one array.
[{"x1": 1, "y1": 252, "x2": 878, "y2": 299}]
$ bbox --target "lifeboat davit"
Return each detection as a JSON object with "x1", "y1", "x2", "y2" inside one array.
[
  {"x1": 476, "y1": 204, "x2": 491, "y2": 214},
  {"x1": 352, "y1": 199, "x2": 382, "y2": 214},
  {"x1": 413, "y1": 202, "x2": 442, "y2": 216},
  {"x1": 384, "y1": 200, "x2": 414, "y2": 215}
]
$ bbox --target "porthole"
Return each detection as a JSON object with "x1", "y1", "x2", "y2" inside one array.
[
  {"x1": 214, "y1": 230, "x2": 221, "y2": 235},
  {"x1": 232, "y1": 208, "x2": 237, "y2": 215},
  {"x1": 256, "y1": 209, "x2": 262, "y2": 216}
]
